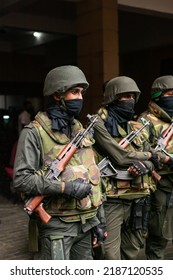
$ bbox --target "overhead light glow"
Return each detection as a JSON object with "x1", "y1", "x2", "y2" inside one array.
[
  {"x1": 33, "y1": 32, "x2": 41, "y2": 38},
  {"x1": 3, "y1": 115, "x2": 10, "y2": 120}
]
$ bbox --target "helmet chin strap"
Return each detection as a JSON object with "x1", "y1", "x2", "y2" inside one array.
[
  {"x1": 60, "y1": 97, "x2": 67, "y2": 111},
  {"x1": 53, "y1": 93, "x2": 67, "y2": 110}
]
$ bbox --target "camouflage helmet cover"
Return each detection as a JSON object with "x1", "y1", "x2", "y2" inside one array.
[
  {"x1": 102, "y1": 76, "x2": 141, "y2": 105},
  {"x1": 151, "y1": 75, "x2": 173, "y2": 99},
  {"x1": 43, "y1": 65, "x2": 89, "y2": 96}
]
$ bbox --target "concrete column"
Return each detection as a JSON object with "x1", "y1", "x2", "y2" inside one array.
[{"x1": 76, "y1": 0, "x2": 119, "y2": 119}]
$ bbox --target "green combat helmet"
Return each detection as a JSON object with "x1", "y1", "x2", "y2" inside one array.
[
  {"x1": 43, "y1": 65, "x2": 89, "y2": 96},
  {"x1": 151, "y1": 75, "x2": 173, "y2": 99},
  {"x1": 102, "y1": 76, "x2": 141, "y2": 105}
]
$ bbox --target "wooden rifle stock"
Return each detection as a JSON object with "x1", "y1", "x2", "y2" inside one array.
[{"x1": 24, "y1": 114, "x2": 98, "y2": 223}]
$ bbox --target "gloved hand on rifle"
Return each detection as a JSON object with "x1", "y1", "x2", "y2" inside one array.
[
  {"x1": 128, "y1": 161, "x2": 149, "y2": 177},
  {"x1": 149, "y1": 152, "x2": 161, "y2": 170},
  {"x1": 63, "y1": 178, "x2": 92, "y2": 200}
]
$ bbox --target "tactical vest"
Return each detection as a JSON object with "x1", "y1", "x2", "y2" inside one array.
[
  {"x1": 33, "y1": 111, "x2": 102, "y2": 222},
  {"x1": 98, "y1": 107, "x2": 156, "y2": 200},
  {"x1": 140, "y1": 101, "x2": 173, "y2": 176}
]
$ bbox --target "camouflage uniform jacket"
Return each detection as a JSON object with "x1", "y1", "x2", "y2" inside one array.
[
  {"x1": 14, "y1": 111, "x2": 102, "y2": 223},
  {"x1": 93, "y1": 107, "x2": 157, "y2": 200},
  {"x1": 139, "y1": 100, "x2": 173, "y2": 192}
]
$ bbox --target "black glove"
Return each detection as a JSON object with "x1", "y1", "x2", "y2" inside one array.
[
  {"x1": 93, "y1": 222, "x2": 107, "y2": 244},
  {"x1": 149, "y1": 152, "x2": 161, "y2": 170},
  {"x1": 64, "y1": 178, "x2": 92, "y2": 200},
  {"x1": 128, "y1": 161, "x2": 149, "y2": 177},
  {"x1": 166, "y1": 158, "x2": 173, "y2": 170}
]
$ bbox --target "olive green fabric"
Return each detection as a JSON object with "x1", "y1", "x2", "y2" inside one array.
[
  {"x1": 146, "y1": 234, "x2": 168, "y2": 260},
  {"x1": 39, "y1": 231, "x2": 93, "y2": 260},
  {"x1": 145, "y1": 189, "x2": 168, "y2": 259},
  {"x1": 103, "y1": 200, "x2": 144, "y2": 260},
  {"x1": 162, "y1": 191, "x2": 173, "y2": 240}
]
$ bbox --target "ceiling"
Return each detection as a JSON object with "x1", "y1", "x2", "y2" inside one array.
[
  {"x1": 0, "y1": 0, "x2": 173, "y2": 55},
  {"x1": 0, "y1": 0, "x2": 77, "y2": 54}
]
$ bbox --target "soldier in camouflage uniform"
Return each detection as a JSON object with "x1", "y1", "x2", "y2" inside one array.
[
  {"x1": 13, "y1": 65, "x2": 106, "y2": 260},
  {"x1": 138, "y1": 75, "x2": 173, "y2": 259},
  {"x1": 93, "y1": 76, "x2": 165, "y2": 260}
]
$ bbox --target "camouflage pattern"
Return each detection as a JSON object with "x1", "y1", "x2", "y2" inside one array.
[
  {"x1": 33, "y1": 112, "x2": 102, "y2": 222},
  {"x1": 140, "y1": 100, "x2": 173, "y2": 177},
  {"x1": 98, "y1": 107, "x2": 156, "y2": 200}
]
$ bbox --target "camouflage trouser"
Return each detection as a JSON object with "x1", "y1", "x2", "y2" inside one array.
[
  {"x1": 103, "y1": 200, "x2": 144, "y2": 260},
  {"x1": 38, "y1": 230, "x2": 93, "y2": 260},
  {"x1": 146, "y1": 189, "x2": 169, "y2": 260}
]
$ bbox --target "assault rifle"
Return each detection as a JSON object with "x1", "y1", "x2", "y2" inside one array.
[
  {"x1": 154, "y1": 122, "x2": 173, "y2": 159},
  {"x1": 98, "y1": 118, "x2": 151, "y2": 179},
  {"x1": 24, "y1": 114, "x2": 98, "y2": 224},
  {"x1": 118, "y1": 118, "x2": 150, "y2": 148}
]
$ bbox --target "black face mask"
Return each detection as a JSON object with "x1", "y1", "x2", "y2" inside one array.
[
  {"x1": 155, "y1": 96, "x2": 173, "y2": 116},
  {"x1": 105, "y1": 99, "x2": 135, "y2": 137},
  {"x1": 64, "y1": 99, "x2": 83, "y2": 116},
  {"x1": 115, "y1": 99, "x2": 135, "y2": 120}
]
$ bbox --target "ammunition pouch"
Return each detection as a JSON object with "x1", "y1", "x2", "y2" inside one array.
[{"x1": 130, "y1": 196, "x2": 151, "y2": 237}]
